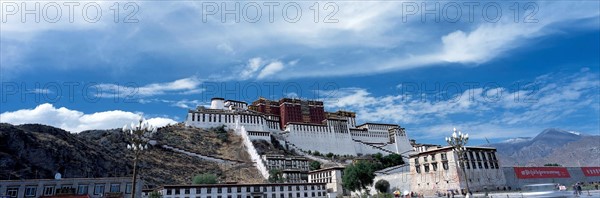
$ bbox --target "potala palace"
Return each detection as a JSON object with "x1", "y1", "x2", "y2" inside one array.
[{"x1": 184, "y1": 97, "x2": 414, "y2": 156}]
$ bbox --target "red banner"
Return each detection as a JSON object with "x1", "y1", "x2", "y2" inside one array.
[
  {"x1": 514, "y1": 167, "x2": 571, "y2": 179},
  {"x1": 581, "y1": 167, "x2": 600, "y2": 177}
]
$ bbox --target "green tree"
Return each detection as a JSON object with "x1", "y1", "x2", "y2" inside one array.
[
  {"x1": 310, "y1": 161, "x2": 322, "y2": 171},
  {"x1": 326, "y1": 152, "x2": 335, "y2": 158},
  {"x1": 342, "y1": 161, "x2": 378, "y2": 192},
  {"x1": 149, "y1": 191, "x2": 163, "y2": 198},
  {"x1": 375, "y1": 180, "x2": 390, "y2": 193},
  {"x1": 313, "y1": 151, "x2": 321, "y2": 156},
  {"x1": 214, "y1": 125, "x2": 229, "y2": 142},
  {"x1": 193, "y1": 173, "x2": 218, "y2": 184},
  {"x1": 268, "y1": 169, "x2": 285, "y2": 183}
]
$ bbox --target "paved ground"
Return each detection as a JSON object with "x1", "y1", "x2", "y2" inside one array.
[{"x1": 422, "y1": 190, "x2": 600, "y2": 198}]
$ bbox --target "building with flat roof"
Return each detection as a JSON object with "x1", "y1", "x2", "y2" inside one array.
[
  {"x1": 0, "y1": 177, "x2": 141, "y2": 198},
  {"x1": 307, "y1": 167, "x2": 346, "y2": 197},
  {"x1": 409, "y1": 146, "x2": 506, "y2": 196},
  {"x1": 262, "y1": 154, "x2": 310, "y2": 183},
  {"x1": 185, "y1": 97, "x2": 413, "y2": 156},
  {"x1": 151, "y1": 183, "x2": 328, "y2": 198}
]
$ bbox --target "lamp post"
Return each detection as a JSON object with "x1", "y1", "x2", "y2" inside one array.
[
  {"x1": 123, "y1": 117, "x2": 157, "y2": 198},
  {"x1": 445, "y1": 128, "x2": 470, "y2": 198}
]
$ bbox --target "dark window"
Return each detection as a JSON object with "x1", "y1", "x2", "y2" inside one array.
[
  {"x1": 176, "y1": 189, "x2": 181, "y2": 195},
  {"x1": 237, "y1": 187, "x2": 241, "y2": 193},
  {"x1": 207, "y1": 188, "x2": 212, "y2": 193},
  {"x1": 167, "y1": 189, "x2": 172, "y2": 195},
  {"x1": 125, "y1": 183, "x2": 132, "y2": 194},
  {"x1": 7, "y1": 187, "x2": 19, "y2": 198},
  {"x1": 25, "y1": 186, "x2": 37, "y2": 197},
  {"x1": 218, "y1": 188, "x2": 222, "y2": 193},
  {"x1": 94, "y1": 184, "x2": 105, "y2": 195},
  {"x1": 227, "y1": 187, "x2": 232, "y2": 193},
  {"x1": 110, "y1": 184, "x2": 120, "y2": 193},
  {"x1": 44, "y1": 186, "x2": 55, "y2": 196},
  {"x1": 77, "y1": 185, "x2": 89, "y2": 195},
  {"x1": 186, "y1": 188, "x2": 191, "y2": 194}
]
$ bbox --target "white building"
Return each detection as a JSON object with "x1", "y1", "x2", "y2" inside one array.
[
  {"x1": 184, "y1": 98, "x2": 413, "y2": 156},
  {"x1": 262, "y1": 154, "x2": 310, "y2": 183},
  {"x1": 307, "y1": 166, "x2": 346, "y2": 197},
  {"x1": 0, "y1": 177, "x2": 141, "y2": 198},
  {"x1": 153, "y1": 183, "x2": 328, "y2": 198},
  {"x1": 409, "y1": 146, "x2": 506, "y2": 196},
  {"x1": 368, "y1": 165, "x2": 411, "y2": 195}
]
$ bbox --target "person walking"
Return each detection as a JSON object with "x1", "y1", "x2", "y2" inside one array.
[{"x1": 577, "y1": 183, "x2": 583, "y2": 195}]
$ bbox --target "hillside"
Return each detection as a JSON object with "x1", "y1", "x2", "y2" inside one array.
[
  {"x1": 484, "y1": 128, "x2": 600, "y2": 167},
  {"x1": 0, "y1": 123, "x2": 264, "y2": 186}
]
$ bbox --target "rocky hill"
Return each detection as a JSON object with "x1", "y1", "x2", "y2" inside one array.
[
  {"x1": 484, "y1": 128, "x2": 600, "y2": 167},
  {"x1": 0, "y1": 123, "x2": 264, "y2": 186}
]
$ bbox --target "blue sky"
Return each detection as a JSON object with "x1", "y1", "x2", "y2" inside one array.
[{"x1": 1, "y1": 0, "x2": 599, "y2": 145}]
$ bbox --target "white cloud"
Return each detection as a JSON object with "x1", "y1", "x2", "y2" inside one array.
[
  {"x1": 95, "y1": 76, "x2": 203, "y2": 98},
  {"x1": 238, "y1": 57, "x2": 287, "y2": 80},
  {"x1": 0, "y1": 103, "x2": 177, "y2": 132},
  {"x1": 257, "y1": 61, "x2": 284, "y2": 79},
  {"x1": 321, "y1": 69, "x2": 599, "y2": 138},
  {"x1": 2, "y1": 1, "x2": 598, "y2": 79}
]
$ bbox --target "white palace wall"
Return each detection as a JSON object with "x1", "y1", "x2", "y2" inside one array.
[{"x1": 184, "y1": 108, "x2": 414, "y2": 156}]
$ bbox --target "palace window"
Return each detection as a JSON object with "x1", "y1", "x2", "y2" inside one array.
[
  {"x1": 442, "y1": 162, "x2": 449, "y2": 170},
  {"x1": 125, "y1": 183, "x2": 132, "y2": 194},
  {"x1": 424, "y1": 164, "x2": 430, "y2": 173},
  {"x1": 432, "y1": 163, "x2": 438, "y2": 171},
  {"x1": 44, "y1": 186, "x2": 55, "y2": 196},
  {"x1": 6, "y1": 187, "x2": 18, "y2": 198},
  {"x1": 110, "y1": 184, "x2": 120, "y2": 192},
  {"x1": 25, "y1": 186, "x2": 36, "y2": 197},
  {"x1": 94, "y1": 184, "x2": 105, "y2": 195},
  {"x1": 415, "y1": 165, "x2": 421, "y2": 173},
  {"x1": 78, "y1": 185, "x2": 89, "y2": 195}
]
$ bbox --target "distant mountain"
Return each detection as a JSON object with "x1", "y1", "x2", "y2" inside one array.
[{"x1": 484, "y1": 128, "x2": 600, "y2": 167}]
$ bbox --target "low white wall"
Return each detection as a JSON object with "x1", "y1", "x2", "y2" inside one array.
[{"x1": 238, "y1": 126, "x2": 269, "y2": 180}]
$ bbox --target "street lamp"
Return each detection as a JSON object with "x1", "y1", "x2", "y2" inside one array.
[
  {"x1": 445, "y1": 128, "x2": 470, "y2": 198},
  {"x1": 123, "y1": 117, "x2": 157, "y2": 198}
]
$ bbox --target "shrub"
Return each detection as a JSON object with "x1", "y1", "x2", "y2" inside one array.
[{"x1": 193, "y1": 173, "x2": 218, "y2": 184}]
